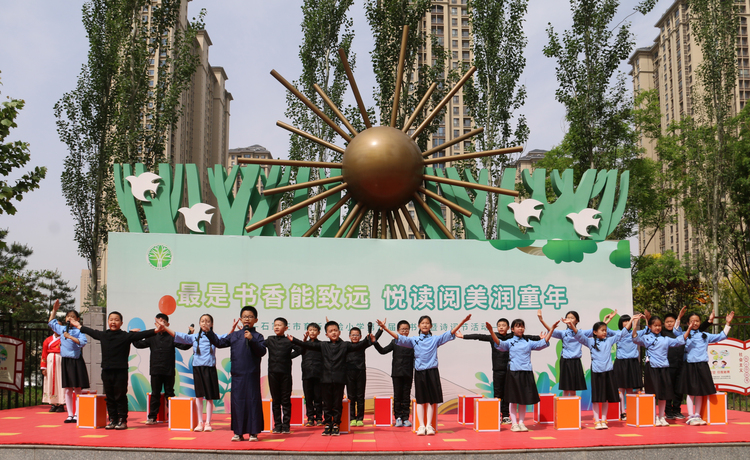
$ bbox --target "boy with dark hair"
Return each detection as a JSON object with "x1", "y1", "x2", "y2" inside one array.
[
  {"x1": 205, "y1": 306, "x2": 266, "y2": 441},
  {"x1": 373, "y1": 320, "x2": 415, "y2": 427},
  {"x1": 346, "y1": 326, "x2": 372, "y2": 426},
  {"x1": 289, "y1": 320, "x2": 374, "y2": 436},
  {"x1": 69, "y1": 311, "x2": 164, "y2": 430},
  {"x1": 462, "y1": 317, "x2": 540, "y2": 424},
  {"x1": 266, "y1": 317, "x2": 301, "y2": 434},
  {"x1": 133, "y1": 313, "x2": 193, "y2": 424},
  {"x1": 301, "y1": 322, "x2": 323, "y2": 426}
]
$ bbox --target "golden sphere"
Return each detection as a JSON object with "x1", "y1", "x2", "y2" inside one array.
[{"x1": 342, "y1": 126, "x2": 423, "y2": 211}]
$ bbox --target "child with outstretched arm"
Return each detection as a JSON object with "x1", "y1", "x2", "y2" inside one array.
[{"x1": 373, "y1": 320, "x2": 415, "y2": 427}]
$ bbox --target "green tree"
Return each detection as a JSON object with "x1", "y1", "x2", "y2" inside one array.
[
  {"x1": 0, "y1": 72, "x2": 47, "y2": 221},
  {"x1": 284, "y1": 0, "x2": 356, "y2": 232},
  {"x1": 55, "y1": 0, "x2": 202, "y2": 306},
  {"x1": 0, "y1": 229, "x2": 43, "y2": 321},
  {"x1": 36, "y1": 270, "x2": 76, "y2": 313},
  {"x1": 464, "y1": 0, "x2": 529, "y2": 239},
  {"x1": 543, "y1": 0, "x2": 657, "y2": 239}
]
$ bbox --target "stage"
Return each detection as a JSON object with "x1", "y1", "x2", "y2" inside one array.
[{"x1": 1, "y1": 406, "x2": 749, "y2": 458}]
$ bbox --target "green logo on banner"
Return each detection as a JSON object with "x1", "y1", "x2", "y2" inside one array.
[
  {"x1": 147, "y1": 244, "x2": 173, "y2": 270},
  {"x1": 0, "y1": 345, "x2": 7, "y2": 363}
]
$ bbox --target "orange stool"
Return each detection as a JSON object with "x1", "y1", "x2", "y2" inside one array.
[
  {"x1": 262, "y1": 398, "x2": 272, "y2": 432},
  {"x1": 374, "y1": 396, "x2": 394, "y2": 426},
  {"x1": 700, "y1": 392, "x2": 727, "y2": 425},
  {"x1": 340, "y1": 398, "x2": 350, "y2": 433},
  {"x1": 554, "y1": 396, "x2": 581, "y2": 430},
  {"x1": 474, "y1": 398, "x2": 501, "y2": 432},
  {"x1": 147, "y1": 392, "x2": 168, "y2": 422},
  {"x1": 458, "y1": 394, "x2": 483, "y2": 425},
  {"x1": 168, "y1": 397, "x2": 200, "y2": 431},
  {"x1": 77, "y1": 394, "x2": 107, "y2": 429},
  {"x1": 290, "y1": 395, "x2": 305, "y2": 426},
  {"x1": 534, "y1": 393, "x2": 555, "y2": 424},
  {"x1": 411, "y1": 399, "x2": 438, "y2": 433},
  {"x1": 626, "y1": 393, "x2": 655, "y2": 427}
]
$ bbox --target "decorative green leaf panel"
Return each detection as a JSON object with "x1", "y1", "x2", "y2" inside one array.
[
  {"x1": 497, "y1": 167, "x2": 529, "y2": 240},
  {"x1": 208, "y1": 164, "x2": 260, "y2": 236},
  {"x1": 417, "y1": 167, "x2": 449, "y2": 239},
  {"x1": 247, "y1": 166, "x2": 291, "y2": 236},
  {"x1": 319, "y1": 168, "x2": 343, "y2": 238},
  {"x1": 444, "y1": 167, "x2": 487, "y2": 240},
  {"x1": 290, "y1": 168, "x2": 311, "y2": 237},
  {"x1": 135, "y1": 163, "x2": 176, "y2": 233},
  {"x1": 113, "y1": 164, "x2": 143, "y2": 233}
]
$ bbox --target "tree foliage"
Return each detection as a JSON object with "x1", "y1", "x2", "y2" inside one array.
[
  {"x1": 55, "y1": 0, "x2": 202, "y2": 305},
  {"x1": 0, "y1": 72, "x2": 47, "y2": 220},
  {"x1": 464, "y1": 0, "x2": 529, "y2": 239}
]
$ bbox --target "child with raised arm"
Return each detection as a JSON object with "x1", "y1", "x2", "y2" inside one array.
[
  {"x1": 631, "y1": 313, "x2": 685, "y2": 427},
  {"x1": 679, "y1": 311, "x2": 734, "y2": 425},
  {"x1": 373, "y1": 320, "x2": 415, "y2": 427},
  {"x1": 265, "y1": 317, "x2": 302, "y2": 434},
  {"x1": 47, "y1": 300, "x2": 89, "y2": 423},
  {"x1": 203, "y1": 306, "x2": 266, "y2": 442},
  {"x1": 612, "y1": 314, "x2": 642, "y2": 420},
  {"x1": 69, "y1": 311, "x2": 163, "y2": 430},
  {"x1": 346, "y1": 326, "x2": 372, "y2": 427},
  {"x1": 485, "y1": 317, "x2": 559, "y2": 432},
  {"x1": 462, "y1": 312, "x2": 543, "y2": 424},
  {"x1": 133, "y1": 313, "x2": 193, "y2": 425},
  {"x1": 288, "y1": 320, "x2": 375, "y2": 436},
  {"x1": 645, "y1": 307, "x2": 687, "y2": 419},
  {"x1": 567, "y1": 316, "x2": 633, "y2": 429},
  {"x1": 376, "y1": 314, "x2": 471, "y2": 436}
]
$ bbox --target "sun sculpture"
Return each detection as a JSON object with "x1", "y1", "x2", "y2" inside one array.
[{"x1": 239, "y1": 26, "x2": 521, "y2": 240}]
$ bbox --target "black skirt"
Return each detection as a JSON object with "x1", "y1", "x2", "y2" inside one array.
[
  {"x1": 504, "y1": 370, "x2": 540, "y2": 405},
  {"x1": 590, "y1": 371, "x2": 620, "y2": 403},
  {"x1": 61, "y1": 356, "x2": 90, "y2": 389},
  {"x1": 559, "y1": 358, "x2": 587, "y2": 391},
  {"x1": 613, "y1": 358, "x2": 643, "y2": 389},
  {"x1": 678, "y1": 362, "x2": 716, "y2": 396},
  {"x1": 193, "y1": 366, "x2": 220, "y2": 400},
  {"x1": 644, "y1": 364, "x2": 674, "y2": 401},
  {"x1": 414, "y1": 368, "x2": 443, "y2": 404}
]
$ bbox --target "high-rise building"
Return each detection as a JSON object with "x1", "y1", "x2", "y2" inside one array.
[{"x1": 629, "y1": 0, "x2": 749, "y2": 260}]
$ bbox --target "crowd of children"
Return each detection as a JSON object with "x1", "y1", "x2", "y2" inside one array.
[{"x1": 45, "y1": 302, "x2": 734, "y2": 439}]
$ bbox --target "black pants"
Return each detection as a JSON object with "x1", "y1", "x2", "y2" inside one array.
[
  {"x1": 347, "y1": 369, "x2": 366, "y2": 421},
  {"x1": 302, "y1": 377, "x2": 323, "y2": 423},
  {"x1": 392, "y1": 375, "x2": 412, "y2": 421},
  {"x1": 322, "y1": 382, "x2": 346, "y2": 427},
  {"x1": 102, "y1": 369, "x2": 129, "y2": 422},
  {"x1": 667, "y1": 366, "x2": 683, "y2": 415},
  {"x1": 149, "y1": 374, "x2": 175, "y2": 420},
  {"x1": 493, "y1": 370, "x2": 510, "y2": 418},
  {"x1": 268, "y1": 372, "x2": 292, "y2": 430}
]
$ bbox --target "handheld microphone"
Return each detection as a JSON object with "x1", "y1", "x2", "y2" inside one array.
[
  {"x1": 190, "y1": 323, "x2": 194, "y2": 332},
  {"x1": 368, "y1": 322, "x2": 373, "y2": 335},
  {"x1": 66, "y1": 321, "x2": 71, "y2": 333},
  {"x1": 243, "y1": 324, "x2": 252, "y2": 347}
]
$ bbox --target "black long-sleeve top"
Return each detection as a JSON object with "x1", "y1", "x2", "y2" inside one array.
[
  {"x1": 300, "y1": 338, "x2": 323, "y2": 380},
  {"x1": 292, "y1": 337, "x2": 371, "y2": 384},
  {"x1": 345, "y1": 339, "x2": 372, "y2": 371},
  {"x1": 463, "y1": 332, "x2": 541, "y2": 371},
  {"x1": 265, "y1": 335, "x2": 302, "y2": 374},
  {"x1": 133, "y1": 332, "x2": 193, "y2": 376},
  {"x1": 373, "y1": 336, "x2": 415, "y2": 378},
  {"x1": 80, "y1": 326, "x2": 156, "y2": 370}
]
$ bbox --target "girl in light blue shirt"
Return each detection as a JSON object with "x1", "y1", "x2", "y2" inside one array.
[
  {"x1": 487, "y1": 317, "x2": 559, "y2": 432},
  {"x1": 612, "y1": 314, "x2": 643, "y2": 420},
  {"x1": 679, "y1": 311, "x2": 734, "y2": 425},
  {"x1": 376, "y1": 314, "x2": 471, "y2": 436},
  {"x1": 48, "y1": 301, "x2": 89, "y2": 423}
]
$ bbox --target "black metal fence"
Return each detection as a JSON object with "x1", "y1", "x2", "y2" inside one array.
[{"x1": 0, "y1": 317, "x2": 51, "y2": 410}]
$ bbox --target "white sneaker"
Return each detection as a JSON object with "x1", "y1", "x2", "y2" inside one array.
[
  {"x1": 518, "y1": 422, "x2": 529, "y2": 432},
  {"x1": 426, "y1": 425, "x2": 435, "y2": 435},
  {"x1": 659, "y1": 417, "x2": 670, "y2": 427},
  {"x1": 248, "y1": 434, "x2": 259, "y2": 441},
  {"x1": 194, "y1": 422, "x2": 204, "y2": 432},
  {"x1": 594, "y1": 421, "x2": 604, "y2": 430},
  {"x1": 203, "y1": 423, "x2": 213, "y2": 432},
  {"x1": 231, "y1": 434, "x2": 244, "y2": 441},
  {"x1": 698, "y1": 417, "x2": 707, "y2": 425},
  {"x1": 510, "y1": 423, "x2": 522, "y2": 432},
  {"x1": 416, "y1": 426, "x2": 426, "y2": 436}
]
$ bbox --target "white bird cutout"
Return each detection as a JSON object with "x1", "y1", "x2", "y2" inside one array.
[
  {"x1": 125, "y1": 172, "x2": 162, "y2": 202},
  {"x1": 507, "y1": 199, "x2": 544, "y2": 228},
  {"x1": 178, "y1": 203, "x2": 215, "y2": 233},
  {"x1": 566, "y1": 208, "x2": 602, "y2": 237}
]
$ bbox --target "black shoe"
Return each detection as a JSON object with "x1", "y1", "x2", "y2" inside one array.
[
  {"x1": 674, "y1": 413, "x2": 686, "y2": 420},
  {"x1": 620, "y1": 413, "x2": 626, "y2": 421},
  {"x1": 56, "y1": 405, "x2": 67, "y2": 413},
  {"x1": 64, "y1": 416, "x2": 76, "y2": 424},
  {"x1": 115, "y1": 420, "x2": 128, "y2": 430},
  {"x1": 271, "y1": 427, "x2": 282, "y2": 434},
  {"x1": 281, "y1": 427, "x2": 291, "y2": 434},
  {"x1": 322, "y1": 425, "x2": 332, "y2": 436},
  {"x1": 331, "y1": 425, "x2": 340, "y2": 436},
  {"x1": 49, "y1": 405, "x2": 58, "y2": 413},
  {"x1": 105, "y1": 420, "x2": 116, "y2": 430},
  {"x1": 665, "y1": 413, "x2": 676, "y2": 420}
]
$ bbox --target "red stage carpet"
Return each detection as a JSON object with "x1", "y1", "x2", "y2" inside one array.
[{"x1": 1, "y1": 406, "x2": 749, "y2": 452}]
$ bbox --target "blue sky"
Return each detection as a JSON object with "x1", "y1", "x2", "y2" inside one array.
[{"x1": 0, "y1": 1, "x2": 668, "y2": 304}]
